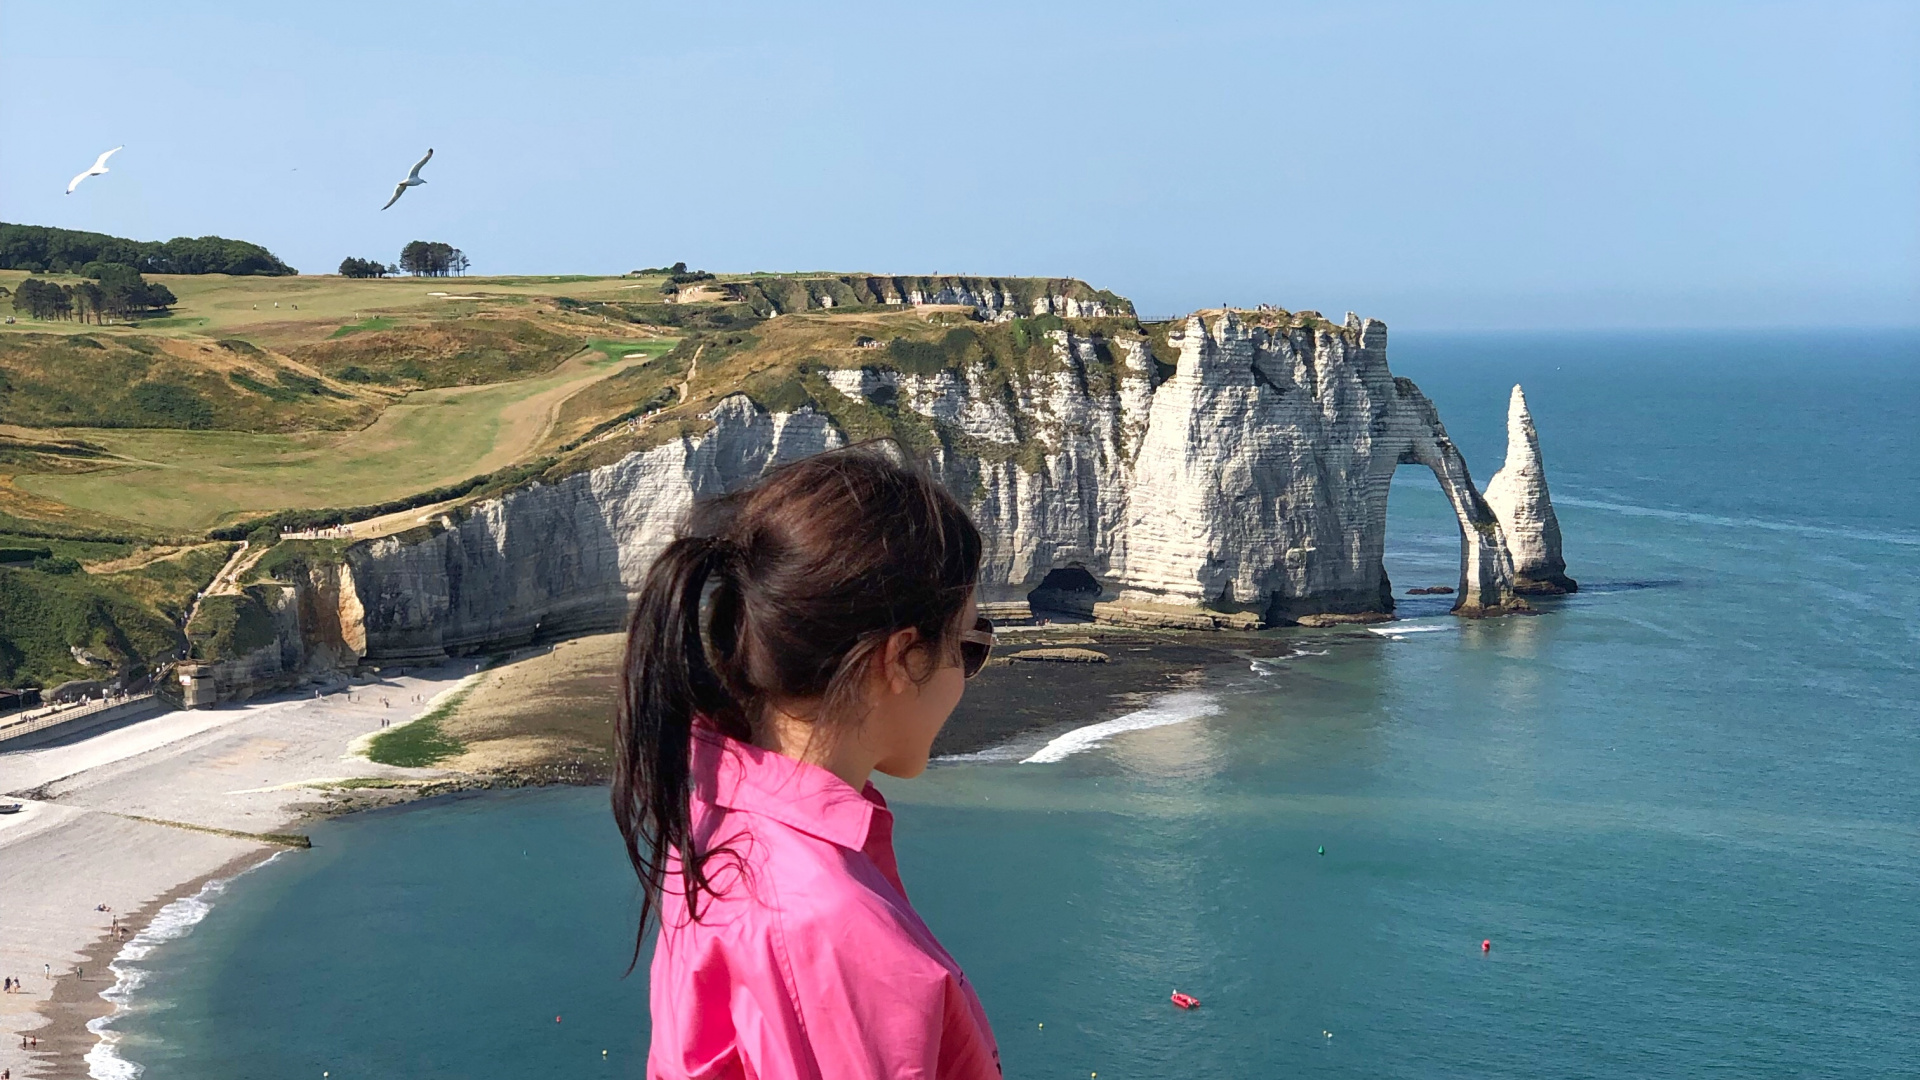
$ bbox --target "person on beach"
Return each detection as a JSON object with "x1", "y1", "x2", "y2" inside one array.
[{"x1": 614, "y1": 445, "x2": 1001, "y2": 1080}]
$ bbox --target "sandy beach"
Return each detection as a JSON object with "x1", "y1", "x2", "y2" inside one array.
[{"x1": 0, "y1": 663, "x2": 479, "y2": 1080}]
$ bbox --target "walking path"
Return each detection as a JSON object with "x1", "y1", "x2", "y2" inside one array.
[
  {"x1": 184, "y1": 540, "x2": 256, "y2": 632},
  {"x1": 585, "y1": 341, "x2": 702, "y2": 448}
]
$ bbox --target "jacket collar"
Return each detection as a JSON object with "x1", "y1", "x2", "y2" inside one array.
[{"x1": 690, "y1": 726, "x2": 883, "y2": 851}]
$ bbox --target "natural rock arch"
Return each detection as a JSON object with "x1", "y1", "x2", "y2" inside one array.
[{"x1": 1361, "y1": 389, "x2": 1524, "y2": 618}]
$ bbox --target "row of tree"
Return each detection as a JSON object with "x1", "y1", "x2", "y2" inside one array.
[
  {"x1": 339, "y1": 243, "x2": 468, "y2": 278},
  {"x1": 399, "y1": 241, "x2": 468, "y2": 277},
  {"x1": 0, "y1": 223, "x2": 296, "y2": 276},
  {"x1": 11, "y1": 266, "x2": 176, "y2": 322},
  {"x1": 338, "y1": 257, "x2": 395, "y2": 278}
]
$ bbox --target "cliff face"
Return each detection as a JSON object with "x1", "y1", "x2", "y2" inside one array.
[
  {"x1": 349, "y1": 399, "x2": 841, "y2": 662},
  {"x1": 1113, "y1": 312, "x2": 1521, "y2": 618},
  {"x1": 324, "y1": 309, "x2": 1557, "y2": 667},
  {"x1": 191, "y1": 561, "x2": 370, "y2": 698}
]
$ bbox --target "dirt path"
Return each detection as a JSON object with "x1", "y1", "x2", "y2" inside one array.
[
  {"x1": 184, "y1": 541, "x2": 255, "y2": 629},
  {"x1": 583, "y1": 341, "x2": 703, "y2": 449}
]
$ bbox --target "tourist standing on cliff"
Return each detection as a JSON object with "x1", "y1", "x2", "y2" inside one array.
[{"x1": 613, "y1": 445, "x2": 1001, "y2": 1079}]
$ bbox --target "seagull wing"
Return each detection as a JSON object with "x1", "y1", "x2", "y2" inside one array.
[
  {"x1": 66, "y1": 147, "x2": 123, "y2": 194},
  {"x1": 405, "y1": 148, "x2": 433, "y2": 182},
  {"x1": 381, "y1": 182, "x2": 408, "y2": 210}
]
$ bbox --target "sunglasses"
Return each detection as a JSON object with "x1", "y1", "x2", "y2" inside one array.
[{"x1": 959, "y1": 617, "x2": 996, "y2": 679}]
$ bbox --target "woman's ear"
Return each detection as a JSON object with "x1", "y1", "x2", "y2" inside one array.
[{"x1": 880, "y1": 627, "x2": 922, "y2": 695}]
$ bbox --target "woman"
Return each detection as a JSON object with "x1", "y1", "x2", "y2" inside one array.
[{"x1": 614, "y1": 445, "x2": 1002, "y2": 1079}]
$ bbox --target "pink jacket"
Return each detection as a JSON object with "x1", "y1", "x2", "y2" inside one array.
[{"x1": 648, "y1": 728, "x2": 1001, "y2": 1080}]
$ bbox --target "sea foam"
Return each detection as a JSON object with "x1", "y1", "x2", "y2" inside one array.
[
  {"x1": 1368, "y1": 622, "x2": 1452, "y2": 636},
  {"x1": 86, "y1": 853, "x2": 284, "y2": 1080},
  {"x1": 1020, "y1": 691, "x2": 1222, "y2": 764}
]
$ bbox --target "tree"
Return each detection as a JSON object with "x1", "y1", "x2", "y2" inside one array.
[
  {"x1": 79, "y1": 263, "x2": 173, "y2": 321},
  {"x1": 0, "y1": 223, "x2": 295, "y2": 275},
  {"x1": 12, "y1": 276, "x2": 58, "y2": 315},
  {"x1": 74, "y1": 281, "x2": 106, "y2": 324},
  {"x1": 338, "y1": 257, "x2": 392, "y2": 278},
  {"x1": 398, "y1": 241, "x2": 464, "y2": 277},
  {"x1": 8, "y1": 267, "x2": 176, "y2": 323}
]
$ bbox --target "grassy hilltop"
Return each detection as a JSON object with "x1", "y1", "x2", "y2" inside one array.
[{"x1": 1, "y1": 259, "x2": 1324, "y2": 690}]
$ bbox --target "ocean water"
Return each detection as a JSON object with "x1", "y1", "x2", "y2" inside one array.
[{"x1": 99, "y1": 331, "x2": 1918, "y2": 1079}]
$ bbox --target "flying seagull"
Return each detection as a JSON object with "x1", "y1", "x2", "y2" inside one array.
[
  {"x1": 66, "y1": 146, "x2": 123, "y2": 195},
  {"x1": 381, "y1": 148, "x2": 433, "y2": 210}
]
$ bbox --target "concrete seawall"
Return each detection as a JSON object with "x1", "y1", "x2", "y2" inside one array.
[{"x1": 0, "y1": 695, "x2": 167, "y2": 751}]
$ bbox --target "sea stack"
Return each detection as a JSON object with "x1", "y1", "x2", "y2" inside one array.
[{"x1": 1484, "y1": 384, "x2": 1577, "y2": 594}]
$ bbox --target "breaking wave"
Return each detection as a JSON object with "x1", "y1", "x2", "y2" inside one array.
[
  {"x1": 1021, "y1": 691, "x2": 1223, "y2": 764},
  {"x1": 1368, "y1": 622, "x2": 1453, "y2": 636},
  {"x1": 86, "y1": 853, "x2": 286, "y2": 1080}
]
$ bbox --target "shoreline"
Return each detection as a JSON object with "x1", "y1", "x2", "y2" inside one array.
[
  {"x1": 34, "y1": 850, "x2": 271, "y2": 1080},
  {"x1": 2, "y1": 623, "x2": 1370, "y2": 1078},
  {"x1": 0, "y1": 662, "x2": 482, "y2": 1080}
]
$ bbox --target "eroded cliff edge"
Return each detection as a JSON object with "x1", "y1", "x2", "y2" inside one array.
[{"x1": 198, "y1": 300, "x2": 1573, "y2": 690}]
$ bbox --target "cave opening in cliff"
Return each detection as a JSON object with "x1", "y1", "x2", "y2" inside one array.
[{"x1": 1027, "y1": 566, "x2": 1102, "y2": 619}]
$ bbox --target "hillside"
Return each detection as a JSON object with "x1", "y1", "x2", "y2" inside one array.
[
  {"x1": 0, "y1": 333, "x2": 377, "y2": 431},
  {"x1": 1, "y1": 267, "x2": 1136, "y2": 689}
]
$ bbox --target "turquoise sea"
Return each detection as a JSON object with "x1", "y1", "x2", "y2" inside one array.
[{"x1": 97, "y1": 331, "x2": 1918, "y2": 1079}]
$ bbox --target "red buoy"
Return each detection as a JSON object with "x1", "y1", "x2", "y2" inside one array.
[
  {"x1": 1170, "y1": 992, "x2": 1200, "y2": 1009},
  {"x1": 1481, "y1": 939, "x2": 1491, "y2": 953}
]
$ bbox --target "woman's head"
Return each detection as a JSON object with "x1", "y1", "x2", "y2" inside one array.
[{"x1": 613, "y1": 444, "x2": 984, "y2": 936}]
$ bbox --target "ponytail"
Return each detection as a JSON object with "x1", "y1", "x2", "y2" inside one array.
[{"x1": 611, "y1": 535, "x2": 740, "y2": 968}]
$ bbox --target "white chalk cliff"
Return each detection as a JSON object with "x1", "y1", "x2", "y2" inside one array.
[
  {"x1": 196, "y1": 299, "x2": 1573, "y2": 693},
  {"x1": 306, "y1": 308, "x2": 1569, "y2": 666},
  {"x1": 1483, "y1": 385, "x2": 1577, "y2": 594}
]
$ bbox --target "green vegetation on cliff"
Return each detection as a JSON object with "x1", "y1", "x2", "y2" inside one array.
[
  {"x1": 0, "y1": 542, "x2": 231, "y2": 687},
  {"x1": 187, "y1": 585, "x2": 282, "y2": 661}
]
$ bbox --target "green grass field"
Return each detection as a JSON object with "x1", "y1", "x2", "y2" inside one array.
[
  {"x1": 13, "y1": 343, "x2": 665, "y2": 531},
  {"x1": 1, "y1": 270, "x2": 669, "y2": 341},
  {"x1": 2, "y1": 269, "x2": 675, "y2": 533}
]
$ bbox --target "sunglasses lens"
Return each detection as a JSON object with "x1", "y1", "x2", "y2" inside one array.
[
  {"x1": 962, "y1": 643, "x2": 988, "y2": 678},
  {"x1": 961, "y1": 616, "x2": 994, "y2": 678}
]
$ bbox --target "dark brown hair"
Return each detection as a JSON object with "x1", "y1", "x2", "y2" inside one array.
[{"x1": 612, "y1": 443, "x2": 982, "y2": 957}]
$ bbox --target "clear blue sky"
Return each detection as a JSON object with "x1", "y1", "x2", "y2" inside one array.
[{"x1": 3, "y1": 1, "x2": 1915, "y2": 329}]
